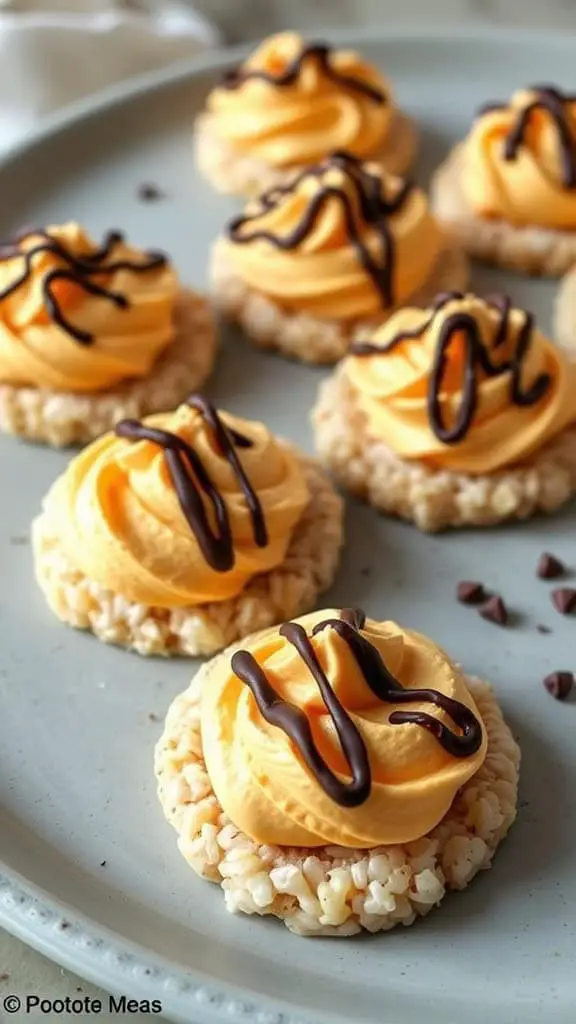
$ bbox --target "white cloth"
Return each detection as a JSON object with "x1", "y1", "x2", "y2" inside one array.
[{"x1": 0, "y1": 1, "x2": 219, "y2": 152}]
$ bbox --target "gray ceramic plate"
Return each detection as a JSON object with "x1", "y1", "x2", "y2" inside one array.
[{"x1": 1, "y1": 25, "x2": 575, "y2": 1024}]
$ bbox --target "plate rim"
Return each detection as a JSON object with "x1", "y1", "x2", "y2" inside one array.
[
  {"x1": 1, "y1": 22, "x2": 576, "y2": 1024},
  {"x1": 0, "y1": 863, "x2": 314, "y2": 1024}
]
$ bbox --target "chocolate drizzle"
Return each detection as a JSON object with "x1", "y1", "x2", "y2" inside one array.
[
  {"x1": 351, "y1": 292, "x2": 552, "y2": 445},
  {"x1": 221, "y1": 41, "x2": 386, "y2": 104},
  {"x1": 478, "y1": 85, "x2": 576, "y2": 188},
  {"x1": 231, "y1": 608, "x2": 483, "y2": 808},
  {"x1": 0, "y1": 227, "x2": 167, "y2": 344},
  {"x1": 115, "y1": 395, "x2": 268, "y2": 572},
  {"x1": 227, "y1": 152, "x2": 413, "y2": 308},
  {"x1": 352, "y1": 291, "x2": 460, "y2": 357}
]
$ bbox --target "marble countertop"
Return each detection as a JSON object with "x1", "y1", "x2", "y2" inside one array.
[{"x1": 3, "y1": 1, "x2": 576, "y2": 1020}]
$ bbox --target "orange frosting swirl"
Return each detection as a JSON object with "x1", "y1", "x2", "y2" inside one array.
[
  {"x1": 222, "y1": 154, "x2": 443, "y2": 321},
  {"x1": 0, "y1": 223, "x2": 178, "y2": 392},
  {"x1": 41, "y1": 401, "x2": 310, "y2": 606},
  {"x1": 202, "y1": 609, "x2": 487, "y2": 847},
  {"x1": 206, "y1": 32, "x2": 394, "y2": 167},
  {"x1": 462, "y1": 86, "x2": 576, "y2": 228},
  {"x1": 345, "y1": 292, "x2": 576, "y2": 474}
]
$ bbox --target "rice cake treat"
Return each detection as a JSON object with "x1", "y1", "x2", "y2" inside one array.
[
  {"x1": 155, "y1": 607, "x2": 519, "y2": 936},
  {"x1": 431, "y1": 86, "x2": 576, "y2": 274},
  {"x1": 313, "y1": 291, "x2": 576, "y2": 530},
  {"x1": 211, "y1": 152, "x2": 468, "y2": 365},
  {"x1": 195, "y1": 32, "x2": 417, "y2": 197},
  {"x1": 33, "y1": 395, "x2": 343, "y2": 656},
  {"x1": 0, "y1": 223, "x2": 216, "y2": 446}
]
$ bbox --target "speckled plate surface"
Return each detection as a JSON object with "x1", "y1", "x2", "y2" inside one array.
[{"x1": 1, "y1": 26, "x2": 575, "y2": 1024}]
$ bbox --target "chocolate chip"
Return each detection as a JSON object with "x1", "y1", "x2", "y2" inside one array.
[
  {"x1": 479, "y1": 595, "x2": 508, "y2": 626},
  {"x1": 537, "y1": 624, "x2": 552, "y2": 635},
  {"x1": 457, "y1": 580, "x2": 486, "y2": 605},
  {"x1": 537, "y1": 552, "x2": 566, "y2": 580},
  {"x1": 137, "y1": 182, "x2": 165, "y2": 202},
  {"x1": 100, "y1": 860, "x2": 107, "y2": 867},
  {"x1": 543, "y1": 671, "x2": 574, "y2": 701},
  {"x1": 551, "y1": 588, "x2": 576, "y2": 615}
]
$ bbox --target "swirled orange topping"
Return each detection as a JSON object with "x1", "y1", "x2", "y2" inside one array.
[
  {"x1": 223, "y1": 153, "x2": 443, "y2": 321},
  {"x1": 0, "y1": 223, "x2": 178, "y2": 392},
  {"x1": 202, "y1": 608, "x2": 487, "y2": 847},
  {"x1": 462, "y1": 85, "x2": 576, "y2": 228},
  {"x1": 346, "y1": 292, "x2": 576, "y2": 475},
  {"x1": 207, "y1": 32, "x2": 394, "y2": 167},
  {"x1": 41, "y1": 397, "x2": 309, "y2": 606}
]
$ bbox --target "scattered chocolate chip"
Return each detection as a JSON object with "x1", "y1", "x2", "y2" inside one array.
[
  {"x1": 543, "y1": 671, "x2": 574, "y2": 701},
  {"x1": 537, "y1": 552, "x2": 566, "y2": 580},
  {"x1": 100, "y1": 860, "x2": 107, "y2": 867},
  {"x1": 76, "y1": 987, "x2": 83, "y2": 993},
  {"x1": 537, "y1": 624, "x2": 552, "y2": 635},
  {"x1": 137, "y1": 182, "x2": 165, "y2": 202},
  {"x1": 479, "y1": 595, "x2": 508, "y2": 626},
  {"x1": 148, "y1": 712, "x2": 159, "y2": 722},
  {"x1": 0, "y1": 973, "x2": 10, "y2": 983},
  {"x1": 59, "y1": 920, "x2": 71, "y2": 930},
  {"x1": 551, "y1": 587, "x2": 576, "y2": 615},
  {"x1": 457, "y1": 580, "x2": 486, "y2": 605}
]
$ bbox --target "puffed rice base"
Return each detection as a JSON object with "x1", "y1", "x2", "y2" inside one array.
[
  {"x1": 312, "y1": 367, "x2": 576, "y2": 531},
  {"x1": 0, "y1": 290, "x2": 217, "y2": 448},
  {"x1": 210, "y1": 240, "x2": 469, "y2": 365},
  {"x1": 194, "y1": 110, "x2": 418, "y2": 198},
  {"x1": 431, "y1": 144, "x2": 576, "y2": 276},
  {"x1": 32, "y1": 453, "x2": 344, "y2": 657},
  {"x1": 155, "y1": 662, "x2": 519, "y2": 936}
]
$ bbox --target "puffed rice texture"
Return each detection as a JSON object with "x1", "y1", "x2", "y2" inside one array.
[
  {"x1": 0, "y1": 290, "x2": 216, "y2": 447},
  {"x1": 155, "y1": 663, "x2": 519, "y2": 936},
  {"x1": 210, "y1": 241, "x2": 468, "y2": 365},
  {"x1": 431, "y1": 144, "x2": 576, "y2": 276},
  {"x1": 194, "y1": 110, "x2": 418, "y2": 198},
  {"x1": 312, "y1": 368, "x2": 576, "y2": 531},
  {"x1": 32, "y1": 453, "x2": 344, "y2": 656}
]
